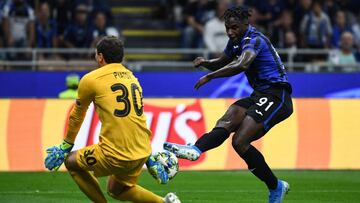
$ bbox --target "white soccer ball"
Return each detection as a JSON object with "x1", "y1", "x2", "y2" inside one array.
[{"x1": 155, "y1": 150, "x2": 179, "y2": 180}]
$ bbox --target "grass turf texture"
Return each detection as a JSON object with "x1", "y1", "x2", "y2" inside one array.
[{"x1": 0, "y1": 170, "x2": 359, "y2": 202}]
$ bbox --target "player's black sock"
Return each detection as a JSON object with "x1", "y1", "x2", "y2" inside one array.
[
  {"x1": 240, "y1": 145, "x2": 278, "y2": 190},
  {"x1": 195, "y1": 127, "x2": 230, "y2": 152}
]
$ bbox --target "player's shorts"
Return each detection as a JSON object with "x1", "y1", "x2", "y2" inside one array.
[
  {"x1": 233, "y1": 85, "x2": 293, "y2": 132},
  {"x1": 75, "y1": 144, "x2": 148, "y2": 187}
]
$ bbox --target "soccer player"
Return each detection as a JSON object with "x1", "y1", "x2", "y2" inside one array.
[
  {"x1": 45, "y1": 36, "x2": 180, "y2": 203},
  {"x1": 164, "y1": 6, "x2": 293, "y2": 203}
]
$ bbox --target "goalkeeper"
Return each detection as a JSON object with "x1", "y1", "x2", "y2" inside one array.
[{"x1": 45, "y1": 36, "x2": 180, "y2": 203}]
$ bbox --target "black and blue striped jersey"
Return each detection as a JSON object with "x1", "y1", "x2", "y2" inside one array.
[{"x1": 224, "y1": 25, "x2": 291, "y2": 92}]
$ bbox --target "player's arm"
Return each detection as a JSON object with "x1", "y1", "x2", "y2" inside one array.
[
  {"x1": 208, "y1": 50, "x2": 255, "y2": 78},
  {"x1": 194, "y1": 53, "x2": 233, "y2": 71},
  {"x1": 64, "y1": 76, "x2": 94, "y2": 144},
  {"x1": 195, "y1": 50, "x2": 256, "y2": 89},
  {"x1": 45, "y1": 75, "x2": 94, "y2": 171}
]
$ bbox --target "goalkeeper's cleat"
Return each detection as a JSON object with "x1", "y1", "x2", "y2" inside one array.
[
  {"x1": 163, "y1": 142, "x2": 201, "y2": 161},
  {"x1": 44, "y1": 140, "x2": 73, "y2": 171},
  {"x1": 268, "y1": 180, "x2": 290, "y2": 203},
  {"x1": 146, "y1": 155, "x2": 169, "y2": 184},
  {"x1": 163, "y1": 192, "x2": 181, "y2": 203}
]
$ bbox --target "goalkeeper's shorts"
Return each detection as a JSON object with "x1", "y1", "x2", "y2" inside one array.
[{"x1": 76, "y1": 144, "x2": 147, "y2": 187}]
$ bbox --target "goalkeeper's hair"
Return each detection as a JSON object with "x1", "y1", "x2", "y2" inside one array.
[
  {"x1": 223, "y1": 6, "x2": 251, "y2": 24},
  {"x1": 96, "y1": 36, "x2": 124, "y2": 63}
]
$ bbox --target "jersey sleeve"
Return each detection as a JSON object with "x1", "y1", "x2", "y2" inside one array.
[
  {"x1": 242, "y1": 37, "x2": 263, "y2": 56},
  {"x1": 223, "y1": 40, "x2": 235, "y2": 59},
  {"x1": 64, "y1": 75, "x2": 94, "y2": 144}
]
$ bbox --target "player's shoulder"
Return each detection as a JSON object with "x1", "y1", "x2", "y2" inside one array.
[
  {"x1": 80, "y1": 69, "x2": 100, "y2": 84},
  {"x1": 85, "y1": 66, "x2": 107, "y2": 78},
  {"x1": 245, "y1": 26, "x2": 265, "y2": 39},
  {"x1": 248, "y1": 30, "x2": 264, "y2": 40},
  {"x1": 242, "y1": 34, "x2": 264, "y2": 47}
]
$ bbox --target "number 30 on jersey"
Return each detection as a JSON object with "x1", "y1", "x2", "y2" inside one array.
[{"x1": 111, "y1": 83, "x2": 144, "y2": 117}]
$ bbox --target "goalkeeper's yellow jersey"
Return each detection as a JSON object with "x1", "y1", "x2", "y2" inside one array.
[{"x1": 64, "y1": 63, "x2": 152, "y2": 161}]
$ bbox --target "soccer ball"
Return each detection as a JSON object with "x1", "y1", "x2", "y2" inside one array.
[{"x1": 155, "y1": 150, "x2": 179, "y2": 180}]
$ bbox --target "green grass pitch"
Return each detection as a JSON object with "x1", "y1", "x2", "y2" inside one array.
[{"x1": 0, "y1": 170, "x2": 359, "y2": 202}]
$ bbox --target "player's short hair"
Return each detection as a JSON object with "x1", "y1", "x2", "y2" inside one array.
[
  {"x1": 223, "y1": 6, "x2": 251, "y2": 24},
  {"x1": 96, "y1": 36, "x2": 124, "y2": 63}
]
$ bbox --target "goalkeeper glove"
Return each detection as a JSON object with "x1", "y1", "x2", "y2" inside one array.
[
  {"x1": 146, "y1": 155, "x2": 169, "y2": 184},
  {"x1": 44, "y1": 140, "x2": 73, "y2": 171}
]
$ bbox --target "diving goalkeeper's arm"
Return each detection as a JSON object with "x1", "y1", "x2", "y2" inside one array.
[{"x1": 45, "y1": 75, "x2": 94, "y2": 171}]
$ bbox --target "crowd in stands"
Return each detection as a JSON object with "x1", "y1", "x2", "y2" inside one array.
[
  {"x1": 0, "y1": 0, "x2": 119, "y2": 60},
  {"x1": 0, "y1": 0, "x2": 359, "y2": 69},
  {"x1": 173, "y1": 0, "x2": 360, "y2": 66}
]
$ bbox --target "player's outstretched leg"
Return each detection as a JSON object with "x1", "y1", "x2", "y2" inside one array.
[
  {"x1": 164, "y1": 127, "x2": 230, "y2": 161},
  {"x1": 164, "y1": 105, "x2": 245, "y2": 160},
  {"x1": 268, "y1": 180, "x2": 290, "y2": 203},
  {"x1": 163, "y1": 142, "x2": 202, "y2": 161}
]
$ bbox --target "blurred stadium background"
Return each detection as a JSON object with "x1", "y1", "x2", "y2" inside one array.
[{"x1": 0, "y1": 0, "x2": 360, "y2": 202}]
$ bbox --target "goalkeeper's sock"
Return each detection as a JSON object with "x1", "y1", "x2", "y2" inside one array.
[
  {"x1": 68, "y1": 170, "x2": 107, "y2": 203},
  {"x1": 112, "y1": 185, "x2": 163, "y2": 203},
  {"x1": 238, "y1": 145, "x2": 278, "y2": 190},
  {"x1": 195, "y1": 127, "x2": 230, "y2": 152}
]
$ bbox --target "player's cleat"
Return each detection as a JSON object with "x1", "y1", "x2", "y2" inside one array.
[
  {"x1": 163, "y1": 142, "x2": 201, "y2": 161},
  {"x1": 268, "y1": 180, "x2": 290, "y2": 203},
  {"x1": 44, "y1": 140, "x2": 73, "y2": 171},
  {"x1": 146, "y1": 155, "x2": 169, "y2": 184},
  {"x1": 163, "y1": 192, "x2": 181, "y2": 203}
]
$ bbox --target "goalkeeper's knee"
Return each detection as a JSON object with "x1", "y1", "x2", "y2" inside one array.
[
  {"x1": 107, "y1": 183, "x2": 130, "y2": 201},
  {"x1": 64, "y1": 152, "x2": 79, "y2": 171}
]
